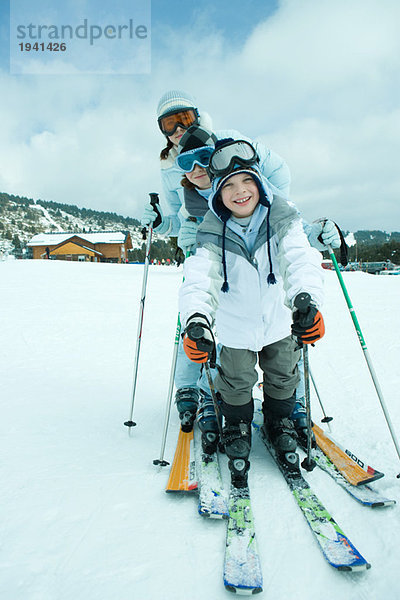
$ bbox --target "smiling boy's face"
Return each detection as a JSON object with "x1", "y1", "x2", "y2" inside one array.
[{"x1": 220, "y1": 172, "x2": 260, "y2": 218}]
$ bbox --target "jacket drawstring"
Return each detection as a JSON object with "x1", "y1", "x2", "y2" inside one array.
[
  {"x1": 221, "y1": 221, "x2": 229, "y2": 292},
  {"x1": 216, "y1": 170, "x2": 277, "y2": 290},
  {"x1": 266, "y1": 207, "x2": 277, "y2": 285},
  {"x1": 221, "y1": 209, "x2": 276, "y2": 292}
]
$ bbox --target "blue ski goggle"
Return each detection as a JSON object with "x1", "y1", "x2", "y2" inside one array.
[{"x1": 176, "y1": 146, "x2": 214, "y2": 173}]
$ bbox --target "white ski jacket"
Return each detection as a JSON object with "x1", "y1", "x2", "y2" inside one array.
[{"x1": 179, "y1": 186, "x2": 324, "y2": 352}]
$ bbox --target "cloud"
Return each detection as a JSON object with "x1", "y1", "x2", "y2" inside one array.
[
  {"x1": 0, "y1": 0, "x2": 400, "y2": 231},
  {"x1": 0, "y1": 81, "x2": 162, "y2": 215},
  {"x1": 261, "y1": 109, "x2": 400, "y2": 229}
]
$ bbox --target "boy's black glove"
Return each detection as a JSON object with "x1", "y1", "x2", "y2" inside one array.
[
  {"x1": 292, "y1": 294, "x2": 325, "y2": 344},
  {"x1": 183, "y1": 314, "x2": 216, "y2": 364}
]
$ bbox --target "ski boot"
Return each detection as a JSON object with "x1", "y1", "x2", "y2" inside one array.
[
  {"x1": 290, "y1": 398, "x2": 316, "y2": 450},
  {"x1": 222, "y1": 422, "x2": 251, "y2": 488},
  {"x1": 197, "y1": 390, "x2": 221, "y2": 455},
  {"x1": 175, "y1": 387, "x2": 199, "y2": 432},
  {"x1": 264, "y1": 414, "x2": 299, "y2": 475}
]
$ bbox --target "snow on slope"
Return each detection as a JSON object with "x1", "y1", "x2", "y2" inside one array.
[
  {"x1": 32, "y1": 203, "x2": 64, "y2": 232},
  {"x1": 0, "y1": 261, "x2": 399, "y2": 600}
]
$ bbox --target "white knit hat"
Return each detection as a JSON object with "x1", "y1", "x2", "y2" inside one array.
[{"x1": 156, "y1": 90, "x2": 197, "y2": 119}]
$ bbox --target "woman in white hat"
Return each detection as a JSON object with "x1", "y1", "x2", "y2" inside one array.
[{"x1": 141, "y1": 89, "x2": 291, "y2": 238}]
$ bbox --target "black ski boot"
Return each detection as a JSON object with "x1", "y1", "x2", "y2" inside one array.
[
  {"x1": 264, "y1": 414, "x2": 298, "y2": 453},
  {"x1": 264, "y1": 414, "x2": 300, "y2": 475},
  {"x1": 175, "y1": 387, "x2": 199, "y2": 432},
  {"x1": 197, "y1": 390, "x2": 221, "y2": 455},
  {"x1": 290, "y1": 399, "x2": 316, "y2": 450},
  {"x1": 222, "y1": 422, "x2": 251, "y2": 488},
  {"x1": 292, "y1": 416, "x2": 316, "y2": 450}
]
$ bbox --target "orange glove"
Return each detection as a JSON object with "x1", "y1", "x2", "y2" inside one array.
[
  {"x1": 292, "y1": 304, "x2": 325, "y2": 344},
  {"x1": 183, "y1": 315, "x2": 215, "y2": 363}
]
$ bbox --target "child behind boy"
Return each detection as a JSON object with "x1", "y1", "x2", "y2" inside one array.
[{"x1": 179, "y1": 139, "x2": 325, "y2": 488}]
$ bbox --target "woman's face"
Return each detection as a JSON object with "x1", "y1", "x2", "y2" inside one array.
[
  {"x1": 168, "y1": 126, "x2": 186, "y2": 146},
  {"x1": 185, "y1": 164, "x2": 211, "y2": 190}
]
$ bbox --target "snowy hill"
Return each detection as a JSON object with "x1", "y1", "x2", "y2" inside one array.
[
  {"x1": 1, "y1": 191, "x2": 400, "y2": 262},
  {"x1": 1, "y1": 260, "x2": 399, "y2": 600},
  {"x1": 0, "y1": 192, "x2": 145, "y2": 258}
]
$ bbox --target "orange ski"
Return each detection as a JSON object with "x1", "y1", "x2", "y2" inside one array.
[
  {"x1": 313, "y1": 423, "x2": 384, "y2": 486},
  {"x1": 166, "y1": 429, "x2": 197, "y2": 492}
]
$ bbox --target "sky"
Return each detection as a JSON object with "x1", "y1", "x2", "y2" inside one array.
[{"x1": 0, "y1": 0, "x2": 399, "y2": 232}]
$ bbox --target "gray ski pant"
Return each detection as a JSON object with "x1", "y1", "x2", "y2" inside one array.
[{"x1": 214, "y1": 335, "x2": 300, "y2": 418}]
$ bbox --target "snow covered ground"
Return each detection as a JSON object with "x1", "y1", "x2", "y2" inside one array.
[{"x1": 1, "y1": 260, "x2": 399, "y2": 600}]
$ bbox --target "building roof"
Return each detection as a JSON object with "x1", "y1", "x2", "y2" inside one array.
[
  {"x1": 27, "y1": 231, "x2": 130, "y2": 247},
  {"x1": 49, "y1": 241, "x2": 104, "y2": 256}
]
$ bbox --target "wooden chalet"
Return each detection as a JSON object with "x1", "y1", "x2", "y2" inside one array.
[{"x1": 27, "y1": 231, "x2": 133, "y2": 263}]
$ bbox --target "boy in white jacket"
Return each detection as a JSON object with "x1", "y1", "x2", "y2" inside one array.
[{"x1": 179, "y1": 139, "x2": 325, "y2": 488}]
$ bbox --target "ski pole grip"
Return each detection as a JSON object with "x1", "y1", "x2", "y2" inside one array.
[
  {"x1": 148, "y1": 192, "x2": 162, "y2": 230},
  {"x1": 189, "y1": 325, "x2": 204, "y2": 341},
  {"x1": 294, "y1": 292, "x2": 311, "y2": 314},
  {"x1": 149, "y1": 192, "x2": 159, "y2": 207},
  {"x1": 189, "y1": 325, "x2": 213, "y2": 352}
]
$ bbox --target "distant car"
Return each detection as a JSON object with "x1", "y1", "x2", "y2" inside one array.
[
  {"x1": 321, "y1": 260, "x2": 333, "y2": 270},
  {"x1": 379, "y1": 268, "x2": 400, "y2": 276},
  {"x1": 359, "y1": 261, "x2": 396, "y2": 274}
]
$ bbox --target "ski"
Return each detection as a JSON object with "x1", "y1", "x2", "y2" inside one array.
[
  {"x1": 305, "y1": 445, "x2": 395, "y2": 508},
  {"x1": 196, "y1": 447, "x2": 229, "y2": 518},
  {"x1": 165, "y1": 428, "x2": 197, "y2": 493},
  {"x1": 256, "y1": 425, "x2": 371, "y2": 571},
  {"x1": 256, "y1": 381, "x2": 384, "y2": 486},
  {"x1": 223, "y1": 486, "x2": 263, "y2": 594},
  {"x1": 312, "y1": 422, "x2": 384, "y2": 486},
  {"x1": 254, "y1": 406, "x2": 394, "y2": 507}
]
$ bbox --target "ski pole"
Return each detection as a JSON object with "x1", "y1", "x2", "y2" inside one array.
[
  {"x1": 294, "y1": 293, "x2": 316, "y2": 472},
  {"x1": 328, "y1": 244, "x2": 400, "y2": 478},
  {"x1": 153, "y1": 249, "x2": 192, "y2": 466},
  {"x1": 301, "y1": 345, "x2": 316, "y2": 471},
  {"x1": 187, "y1": 323, "x2": 223, "y2": 439},
  {"x1": 309, "y1": 367, "x2": 333, "y2": 429},
  {"x1": 204, "y1": 362, "x2": 224, "y2": 440},
  {"x1": 153, "y1": 314, "x2": 181, "y2": 466},
  {"x1": 124, "y1": 193, "x2": 160, "y2": 431}
]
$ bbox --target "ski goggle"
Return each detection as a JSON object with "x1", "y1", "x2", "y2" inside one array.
[
  {"x1": 158, "y1": 108, "x2": 199, "y2": 136},
  {"x1": 208, "y1": 140, "x2": 259, "y2": 178},
  {"x1": 176, "y1": 146, "x2": 214, "y2": 173}
]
